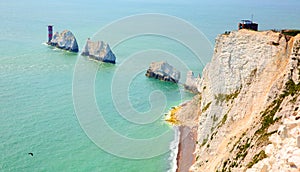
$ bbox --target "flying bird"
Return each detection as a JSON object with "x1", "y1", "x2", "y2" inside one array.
[{"x1": 28, "y1": 153, "x2": 33, "y2": 156}]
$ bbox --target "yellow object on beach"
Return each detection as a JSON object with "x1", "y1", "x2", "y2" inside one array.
[{"x1": 165, "y1": 106, "x2": 181, "y2": 125}]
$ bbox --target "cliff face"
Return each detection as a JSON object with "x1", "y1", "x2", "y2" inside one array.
[{"x1": 176, "y1": 29, "x2": 300, "y2": 171}]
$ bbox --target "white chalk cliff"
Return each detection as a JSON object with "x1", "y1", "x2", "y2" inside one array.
[
  {"x1": 145, "y1": 61, "x2": 180, "y2": 83},
  {"x1": 174, "y1": 29, "x2": 300, "y2": 171},
  {"x1": 49, "y1": 30, "x2": 79, "y2": 52},
  {"x1": 81, "y1": 39, "x2": 116, "y2": 64}
]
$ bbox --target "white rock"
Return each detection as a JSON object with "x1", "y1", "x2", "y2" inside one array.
[
  {"x1": 145, "y1": 61, "x2": 180, "y2": 83},
  {"x1": 49, "y1": 30, "x2": 78, "y2": 52},
  {"x1": 184, "y1": 71, "x2": 200, "y2": 93},
  {"x1": 288, "y1": 155, "x2": 300, "y2": 168},
  {"x1": 183, "y1": 30, "x2": 300, "y2": 172},
  {"x1": 278, "y1": 126, "x2": 288, "y2": 139},
  {"x1": 260, "y1": 165, "x2": 268, "y2": 172},
  {"x1": 81, "y1": 39, "x2": 116, "y2": 64},
  {"x1": 265, "y1": 144, "x2": 274, "y2": 156}
]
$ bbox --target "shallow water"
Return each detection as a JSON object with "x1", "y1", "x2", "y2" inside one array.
[{"x1": 1, "y1": 0, "x2": 299, "y2": 171}]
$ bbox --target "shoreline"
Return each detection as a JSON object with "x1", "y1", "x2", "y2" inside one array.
[
  {"x1": 166, "y1": 95, "x2": 200, "y2": 172},
  {"x1": 168, "y1": 126, "x2": 180, "y2": 172},
  {"x1": 176, "y1": 126, "x2": 198, "y2": 172}
]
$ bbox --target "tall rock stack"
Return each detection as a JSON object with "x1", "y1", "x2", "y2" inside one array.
[
  {"x1": 48, "y1": 30, "x2": 79, "y2": 53},
  {"x1": 81, "y1": 39, "x2": 116, "y2": 64}
]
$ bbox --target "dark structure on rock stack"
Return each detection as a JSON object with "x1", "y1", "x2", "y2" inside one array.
[
  {"x1": 238, "y1": 20, "x2": 258, "y2": 31},
  {"x1": 48, "y1": 25, "x2": 53, "y2": 43},
  {"x1": 46, "y1": 25, "x2": 79, "y2": 53}
]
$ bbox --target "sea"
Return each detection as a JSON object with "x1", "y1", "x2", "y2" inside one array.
[{"x1": 0, "y1": 0, "x2": 299, "y2": 171}]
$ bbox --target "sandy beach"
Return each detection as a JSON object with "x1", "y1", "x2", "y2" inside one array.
[{"x1": 176, "y1": 126, "x2": 198, "y2": 172}]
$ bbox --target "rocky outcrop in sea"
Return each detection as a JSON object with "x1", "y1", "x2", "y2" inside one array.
[
  {"x1": 184, "y1": 71, "x2": 200, "y2": 93},
  {"x1": 48, "y1": 30, "x2": 79, "y2": 52},
  {"x1": 145, "y1": 61, "x2": 180, "y2": 83},
  {"x1": 81, "y1": 39, "x2": 116, "y2": 64}
]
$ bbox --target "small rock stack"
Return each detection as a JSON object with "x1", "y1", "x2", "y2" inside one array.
[
  {"x1": 145, "y1": 61, "x2": 180, "y2": 83},
  {"x1": 184, "y1": 71, "x2": 200, "y2": 93},
  {"x1": 81, "y1": 39, "x2": 116, "y2": 64}
]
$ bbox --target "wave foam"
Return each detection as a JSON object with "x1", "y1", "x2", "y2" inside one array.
[{"x1": 167, "y1": 126, "x2": 180, "y2": 172}]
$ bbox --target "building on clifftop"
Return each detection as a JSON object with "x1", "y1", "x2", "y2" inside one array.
[{"x1": 238, "y1": 20, "x2": 258, "y2": 31}]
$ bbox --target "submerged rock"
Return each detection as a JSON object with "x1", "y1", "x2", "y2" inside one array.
[
  {"x1": 145, "y1": 61, "x2": 180, "y2": 83},
  {"x1": 48, "y1": 30, "x2": 79, "y2": 52},
  {"x1": 81, "y1": 39, "x2": 116, "y2": 64}
]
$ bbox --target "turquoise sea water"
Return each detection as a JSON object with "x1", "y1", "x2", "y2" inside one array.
[{"x1": 1, "y1": 0, "x2": 300, "y2": 171}]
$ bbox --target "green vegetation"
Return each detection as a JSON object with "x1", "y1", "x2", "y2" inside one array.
[
  {"x1": 255, "y1": 79, "x2": 300, "y2": 135},
  {"x1": 256, "y1": 130, "x2": 276, "y2": 146},
  {"x1": 225, "y1": 89, "x2": 240, "y2": 102},
  {"x1": 246, "y1": 150, "x2": 267, "y2": 168},
  {"x1": 215, "y1": 89, "x2": 241, "y2": 105},
  {"x1": 250, "y1": 68, "x2": 257, "y2": 77},
  {"x1": 202, "y1": 101, "x2": 212, "y2": 113},
  {"x1": 254, "y1": 99, "x2": 281, "y2": 135},
  {"x1": 201, "y1": 138, "x2": 208, "y2": 147},
  {"x1": 283, "y1": 79, "x2": 300, "y2": 97},
  {"x1": 234, "y1": 137, "x2": 251, "y2": 161},
  {"x1": 215, "y1": 94, "x2": 226, "y2": 105},
  {"x1": 223, "y1": 31, "x2": 231, "y2": 35},
  {"x1": 220, "y1": 113, "x2": 227, "y2": 126},
  {"x1": 281, "y1": 30, "x2": 300, "y2": 37},
  {"x1": 213, "y1": 114, "x2": 219, "y2": 123},
  {"x1": 210, "y1": 131, "x2": 217, "y2": 140},
  {"x1": 221, "y1": 79, "x2": 299, "y2": 171},
  {"x1": 221, "y1": 132, "x2": 251, "y2": 171},
  {"x1": 246, "y1": 79, "x2": 300, "y2": 169}
]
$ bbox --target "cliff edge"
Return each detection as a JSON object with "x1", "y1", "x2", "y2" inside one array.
[{"x1": 174, "y1": 29, "x2": 300, "y2": 171}]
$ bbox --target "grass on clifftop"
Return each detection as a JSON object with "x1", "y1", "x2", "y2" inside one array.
[{"x1": 281, "y1": 30, "x2": 300, "y2": 37}]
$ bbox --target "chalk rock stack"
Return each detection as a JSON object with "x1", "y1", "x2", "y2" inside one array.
[
  {"x1": 81, "y1": 39, "x2": 116, "y2": 64},
  {"x1": 145, "y1": 61, "x2": 180, "y2": 83},
  {"x1": 184, "y1": 71, "x2": 200, "y2": 93},
  {"x1": 48, "y1": 30, "x2": 79, "y2": 52}
]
